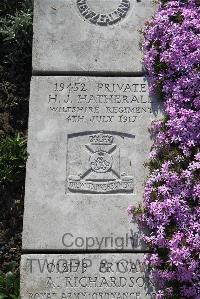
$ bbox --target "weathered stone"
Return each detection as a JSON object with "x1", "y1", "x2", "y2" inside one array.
[
  {"x1": 22, "y1": 76, "x2": 163, "y2": 250},
  {"x1": 20, "y1": 254, "x2": 157, "y2": 299},
  {"x1": 33, "y1": 0, "x2": 156, "y2": 73}
]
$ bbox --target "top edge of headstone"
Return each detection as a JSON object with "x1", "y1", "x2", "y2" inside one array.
[{"x1": 32, "y1": 0, "x2": 156, "y2": 73}]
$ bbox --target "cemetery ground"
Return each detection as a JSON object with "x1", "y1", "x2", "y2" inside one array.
[{"x1": 0, "y1": 0, "x2": 32, "y2": 291}]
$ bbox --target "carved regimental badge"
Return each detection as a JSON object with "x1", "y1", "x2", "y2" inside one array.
[
  {"x1": 76, "y1": 0, "x2": 131, "y2": 26},
  {"x1": 68, "y1": 132, "x2": 134, "y2": 193}
]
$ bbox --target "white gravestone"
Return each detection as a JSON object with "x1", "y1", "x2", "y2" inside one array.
[
  {"x1": 21, "y1": 254, "x2": 156, "y2": 299},
  {"x1": 22, "y1": 76, "x2": 162, "y2": 251},
  {"x1": 33, "y1": 0, "x2": 156, "y2": 73}
]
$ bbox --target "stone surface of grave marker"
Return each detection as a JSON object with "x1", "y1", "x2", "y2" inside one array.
[
  {"x1": 22, "y1": 76, "x2": 162, "y2": 251},
  {"x1": 33, "y1": 0, "x2": 156, "y2": 73},
  {"x1": 21, "y1": 254, "x2": 156, "y2": 299},
  {"x1": 21, "y1": 0, "x2": 161, "y2": 298}
]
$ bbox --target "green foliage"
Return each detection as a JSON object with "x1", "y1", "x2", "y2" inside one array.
[
  {"x1": 0, "y1": 262, "x2": 20, "y2": 299},
  {"x1": 0, "y1": 0, "x2": 32, "y2": 79},
  {"x1": 169, "y1": 12, "x2": 184, "y2": 24},
  {"x1": 0, "y1": 0, "x2": 33, "y2": 112},
  {"x1": 0, "y1": 8, "x2": 32, "y2": 65},
  {"x1": 0, "y1": 0, "x2": 32, "y2": 287},
  {"x1": 154, "y1": 57, "x2": 168, "y2": 73},
  {"x1": 0, "y1": 134, "x2": 27, "y2": 184},
  {"x1": 0, "y1": 0, "x2": 32, "y2": 16}
]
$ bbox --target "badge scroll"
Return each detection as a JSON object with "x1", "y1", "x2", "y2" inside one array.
[{"x1": 76, "y1": 0, "x2": 131, "y2": 26}]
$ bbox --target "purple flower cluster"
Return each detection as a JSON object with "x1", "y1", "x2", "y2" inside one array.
[{"x1": 130, "y1": 1, "x2": 200, "y2": 298}]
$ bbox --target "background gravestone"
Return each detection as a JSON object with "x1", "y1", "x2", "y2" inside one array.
[
  {"x1": 21, "y1": 254, "x2": 156, "y2": 299},
  {"x1": 21, "y1": 1, "x2": 161, "y2": 298},
  {"x1": 33, "y1": 0, "x2": 156, "y2": 73}
]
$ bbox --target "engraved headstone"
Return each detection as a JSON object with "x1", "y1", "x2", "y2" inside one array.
[
  {"x1": 22, "y1": 76, "x2": 162, "y2": 251},
  {"x1": 21, "y1": 254, "x2": 156, "y2": 299},
  {"x1": 33, "y1": 0, "x2": 156, "y2": 73}
]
